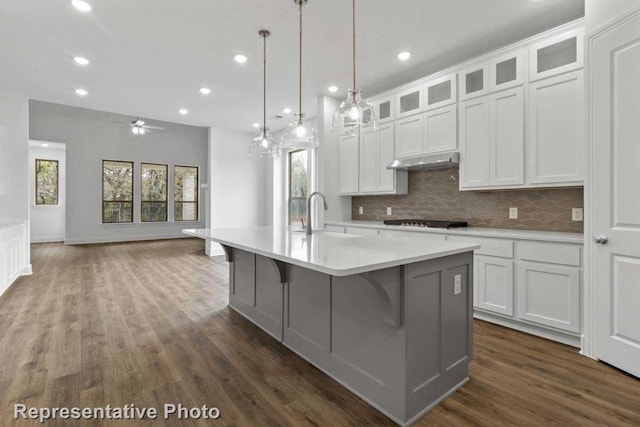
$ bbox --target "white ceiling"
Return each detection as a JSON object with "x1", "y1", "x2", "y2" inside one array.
[{"x1": 0, "y1": 0, "x2": 584, "y2": 132}]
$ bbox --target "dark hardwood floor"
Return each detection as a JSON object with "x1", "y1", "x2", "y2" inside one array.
[{"x1": 0, "y1": 238, "x2": 638, "y2": 426}]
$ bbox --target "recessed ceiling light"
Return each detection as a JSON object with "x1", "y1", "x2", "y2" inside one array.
[
  {"x1": 283, "y1": 107, "x2": 292, "y2": 114},
  {"x1": 234, "y1": 54, "x2": 248, "y2": 64},
  {"x1": 75, "y1": 88, "x2": 88, "y2": 96},
  {"x1": 71, "y1": 0, "x2": 92, "y2": 12},
  {"x1": 252, "y1": 122, "x2": 260, "y2": 128},
  {"x1": 199, "y1": 87, "x2": 211, "y2": 95},
  {"x1": 178, "y1": 108, "x2": 189, "y2": 115},
  {"x1": 41, "y1": 143, "x2": 49, "y2": 147},
  {"x1": 73, "y1": 56, "x2": 90, "y2": 66},
  {"x1": 397, "y1": 51, "x2": 411, "y2": 61},
  {"x1": 328, "y1": 86, "x2": 338, "y2": 93}
]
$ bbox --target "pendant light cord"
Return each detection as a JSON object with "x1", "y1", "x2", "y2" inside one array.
[
  {"x1": 298, "y1": 0, "x2": 303, "y2": 121},
  {"x1": 263, "y1": 32, "x2": 267, "y2": 130},
  {"x1": 352, "y1": 0, "x2": 356, "y2": 91}
]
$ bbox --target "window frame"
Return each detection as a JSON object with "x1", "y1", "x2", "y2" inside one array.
[
  {"x1": 102, "y1": 159, "x2": 134, "y2": 224},
  {"x1": 174, "y1": 164, "x2": 199, "y2": 222},
  {"x1": 35, "y1": 158, "x2": 59, "y2": 206},
  {"x1": 140, "y1": 162, "x2": 169, "y2": 223},
  {"x1": 288, "y1": 149, "x2": 308, "y2": 226}
]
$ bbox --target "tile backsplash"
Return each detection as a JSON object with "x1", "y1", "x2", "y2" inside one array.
[{"x1": 351, "y1": 168, "x2": 584, "y2": 233}]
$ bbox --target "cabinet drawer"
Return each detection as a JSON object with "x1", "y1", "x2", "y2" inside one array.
[
  {"x1": 518, "y1": 242, "x2": 581, "y2": 266},
  {"x1": 346, "y1": 227, "x2": 379, "y2": 236},
  {"x1": 448, "y1": 236, "x2": 513, "y2": 258}
]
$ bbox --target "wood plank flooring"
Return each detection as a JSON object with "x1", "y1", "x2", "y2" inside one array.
[{"x1": 0, "y1": 238, "x2": 638, "y2": 426}]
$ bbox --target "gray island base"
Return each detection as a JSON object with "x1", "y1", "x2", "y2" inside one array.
[{"x1": 184, "y1": 227, "x2": 477, "y2": 426}]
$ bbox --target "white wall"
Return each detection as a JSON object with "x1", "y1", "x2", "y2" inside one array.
[
  {"x1": 29, "y1": 100, "x2": 209, "y2": 244},
  {"x1": 207, "y1": 126, "x2": 270, "y2": 255},
  {"x1": 0, "y1": 94, "x2": 29, "y2": 223},
  {"x1": 29, "y1": 142, "x2": 66, "y2": 242},
  {"x1": 585, "y1": 0, "x2": 640, "y2": 32}
]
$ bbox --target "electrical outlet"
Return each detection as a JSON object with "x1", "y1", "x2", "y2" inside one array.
[
  {"x1": 454, "y1": 274, "x2": 462, "y2": 295},
  {"x1": 359, "y1": 206, "x2": 363, "y2": 215},
  {"x1": 572, "y1": 208, "x2": 583, "y2": 222},
  {"x1": 509, "y1": 207, "x2": 518, "y2": 219},
  {"x1": 387, "y1": 207, "x2": 392, "y2": 216}
]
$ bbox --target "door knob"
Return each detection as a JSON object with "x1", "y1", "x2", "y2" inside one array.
[{"x1": 593, "y1": 235, "x2": 609, "y2": 244}]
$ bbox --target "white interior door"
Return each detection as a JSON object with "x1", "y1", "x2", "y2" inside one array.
[{"x1": 591, "y1": 8, "x2": 640, "y2": 378}]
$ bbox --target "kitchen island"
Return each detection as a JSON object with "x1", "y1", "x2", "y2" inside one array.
[{"x1": 183, "y1": 226, "x2": 479, "y2": 426}]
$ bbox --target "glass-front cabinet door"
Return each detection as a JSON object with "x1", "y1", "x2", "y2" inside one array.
[
  {"x1": 395, "y1": 84, "x2": 423, "y2": 119},
  {"x1": 372, "y1": 95, "x2": 394, "y2": 123},
  {"x1": 424, "y1": 73, "x2": 457, "y2": 111},
  {"x1": 528, "y1": 28, "x2": 584, "y2": 81},
  {"x1": 459, "y1": 62, "x2": 489, "y2": 101},
  {"x1": 490, "y1": 49, "x2": 524, "y2": 92}
]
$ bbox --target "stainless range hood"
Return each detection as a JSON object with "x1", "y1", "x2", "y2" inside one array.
[{"x1": 387, "y1": 151, "x2": 459, "y2": 171}]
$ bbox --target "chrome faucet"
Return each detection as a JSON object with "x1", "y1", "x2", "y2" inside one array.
[{"x1": 305, "y1": 192, "x2": 328, "y2": 235}]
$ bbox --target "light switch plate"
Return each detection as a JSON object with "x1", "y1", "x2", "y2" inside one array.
[
  {"x1": 509, "y1": 207, "x2": 518, "y2": 219},
  {"x1": 454, "y1": 274, "x2": 462, "y2": 295},
  {"x1": 387, "y1": 207, "x2": 392, "y2": 216},
  {"x1": 359, "y1": 206, "x2": 364, "y2": 215},
  {"x1": 572, "y1": 208, "x2": 583, "y2": 221}
]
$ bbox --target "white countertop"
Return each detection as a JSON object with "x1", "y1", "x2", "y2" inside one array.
[
  {"x1": 184, "y1": 227, "x2": 479, "y2": 277},
  {"x1": 325, "y1": 220, "x2": 584, "y2": 244}
]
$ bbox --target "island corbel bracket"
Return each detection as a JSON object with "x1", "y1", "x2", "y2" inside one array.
[
  {"x1": 268, "y1": 258, "x2": 287, "y2": 283},
  {"x1": 359, "y1": 271, "x2": 403, "y2": 328},
  {"x1": 221, "y1": 244, "x2": 233, "y2": 262}
]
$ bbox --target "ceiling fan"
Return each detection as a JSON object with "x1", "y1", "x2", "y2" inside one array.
[{"x1": 114, "y1": 117, "x2": 164, "y2": 136}]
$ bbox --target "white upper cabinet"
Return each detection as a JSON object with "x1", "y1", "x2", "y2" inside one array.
[
  {"x1": 395, "y1": 84, "x2": 424, "y2": 119},
  {"x1": 490, "y1": 87, "x2": 524, "y2": 186},
  {"x1": 459, "y1": 62, "x2": 489, "y2": 101},
  {"x1": 339, "y1": 133, "x2": 359, "y2": 194},
  {"x1": 359, "y1": 130, "x2": 378, "y2": 193},
  {"x1": 424, "y1": 73, "x2": 457, "y2": 111},
  {"x1": 424, "y1": 104, "x2": 457, "y2": 154},
  {"x1": 376, "y1": 123, "x2": 397, "y2": 192},
  {"x1": 372, "y1": 95, "x2": 394, "y2": 123},
  {"x1": 527, "y1": 70, "x2": 584, "y2": 185},
  {"x1": 490, "y1": 49, "x2": 525, "y2": 92},
  {"x1": 395, "y1": 113, "x2": 424, "y2": 158},
  {"x1": 528, "y1": 28, "x2": 584, "y2": 81},
  {"x1": 459, "y1": 96, "x2": 491, "y2": 188}
]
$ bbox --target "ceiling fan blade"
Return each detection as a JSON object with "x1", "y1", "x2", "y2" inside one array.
[{"x1": 144, "y1": 126, "x2": 164, "y2": 130}]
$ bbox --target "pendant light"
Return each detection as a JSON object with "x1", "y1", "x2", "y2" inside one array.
[
  {"x1": 249, "y1": 30, "x2": 280, "y2": 158},
  {"x1": 280, "y1": 0, "x2": 318, "y2": 149},
  {"x1": 331, "y1": 0, "x2": 377, "y2": 137}
]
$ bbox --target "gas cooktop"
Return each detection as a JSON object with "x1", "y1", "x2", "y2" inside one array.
[{"x1": 383, "y1": 219, "x2": 468, "y2": 229}]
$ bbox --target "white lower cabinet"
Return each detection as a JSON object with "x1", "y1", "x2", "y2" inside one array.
[
  {"x1": 517, "y1": 262, "x2": 581, "y2": 334},
  {"x1": 477, "y1": 255, "x2": 514, "y2": 316}
]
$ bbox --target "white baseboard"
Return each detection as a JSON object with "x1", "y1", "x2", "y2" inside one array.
[
  {"x1": 64, "y1": 233, "x2": 193, "y2": 245},
  {"x1": 21, "y1": 264, "x2": 32, "y2": 275},
  {"x1": 31, "y1": 236, "x2": 64, "y2": 243}
]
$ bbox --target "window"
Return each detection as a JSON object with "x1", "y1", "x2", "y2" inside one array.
[
  {"x1": 102, "y1": 160, "x2": 133, "y2": 223},
  {"x1": 174, "y1": 165, "x2": 198, "y2": 221},
  {"x1": 141, "y1": 163, "x2": 168, "y2": 222},
  {"x1": 288, "y1": 150, "x2": 308, "y2": 225},
  {"x1": 35, "y1": 159, "x2": 59, "y2": 205}
]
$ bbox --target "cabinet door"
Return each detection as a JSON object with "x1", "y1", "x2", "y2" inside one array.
[
  {"x1": 490, "y1": 49, "x2": 524, "y2": 92},
  {"x1": 459, "y1": 62, "x2": 489, "y2": 101},
  {"x1": 395, "y1": 113, "x2": 424, "y2": 158},
  {"x1": 459, "y1": 96, "x2": 490, "y2": 188},
  {"x1": 529, "y1": 28, "x2": 584, "y2": 81},
  {"x1": 339, "y1": 133, "x2": 359, "y2": 194},
  {"x1": 374, "y1": 96, "x2": 394, "y2": 123},
  {"x1": 359, "y1": 129, "x2": 378, "y2": 193},
  {"x1": 377, "y1": 122, "x2": 395, "y2": 192},
  {"x1": 517, "y1": 262, "x2": 580, "y2": 333},
  {"x1": 490, "y1": 87, "x2": 524, "y2": 186},
  {"x1": 395, "y1": 84, "x2": 424, "y2": 119},
  {"x1": 424, "y1": 104, "x2": 457, "y2": 154},
  {"x1": 527, "y1": 70, "x2": 584, "y2": 185},
  {"x1": 425, "y1": 73, "x2": 457, "y2": 111},
  {"x1": 477, "y1": 256, "x2": 514, "y2": 317}
]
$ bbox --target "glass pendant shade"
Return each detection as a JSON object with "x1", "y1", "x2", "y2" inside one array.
[
  {"x1": 280, "y1": 113, "x2": 317, "y2": 149},
  {"x1": 249, "y1": 128, "x2": 279, "y2": 158},
  {"x1": 331, "y1": 89, "x2": 377, "y2": 137}
]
